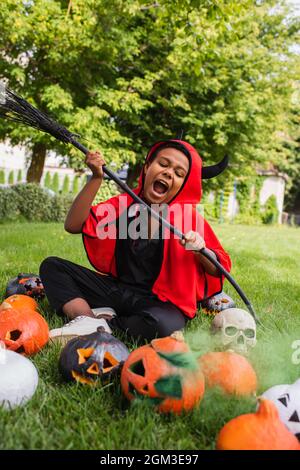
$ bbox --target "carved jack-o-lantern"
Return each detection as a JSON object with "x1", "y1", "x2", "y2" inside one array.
[
  {"x1": 6, "y1": 273, "x2": 45, "y2": 298},
  {"x1": 0, "y1": 304, "x2": 49, "y2": 356},
  {"x1": 59, "y1": 328, "x2": 129, "y2": 385},
  {"x1": 201, "y1": 291, "x2": 235, "y2": 315},
  {"x1": 121, "y1": 335, "x2": 205, "y2": 414}
]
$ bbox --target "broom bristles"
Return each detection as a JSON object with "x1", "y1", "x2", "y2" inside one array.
[{"x1": 0, "y1": 83, "x2": 78, "y2": 144}]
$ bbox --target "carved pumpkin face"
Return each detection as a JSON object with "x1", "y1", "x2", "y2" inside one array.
[
  {"x1": 201, "y1": 291, "x2": 235, "y2": 315},
  {"x1": 0, "y1": 305, "x2": 49, "y2": 356},
  {"x1": 121, "y1": 336, "x2": 205, "y2": 414},
  {"x1": 6, "y1": 273, "x2": 44, "y2": 298},
  {"x1": 59, "y1": 328, "x2": 129, "y2": 385}
]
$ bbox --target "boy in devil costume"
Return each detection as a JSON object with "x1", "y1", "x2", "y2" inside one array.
[{"x1": 40, "y1": 140, "x2": 231, "y2": 343}]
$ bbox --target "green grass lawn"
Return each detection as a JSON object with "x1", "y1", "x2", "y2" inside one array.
[{"x1": 0, "y1": 222, "x2": 300, "y2": 450}]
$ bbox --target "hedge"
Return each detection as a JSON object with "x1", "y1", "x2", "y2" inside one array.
[{"x1": 0, "y1": 183, "x2": 73, "y2": 223}]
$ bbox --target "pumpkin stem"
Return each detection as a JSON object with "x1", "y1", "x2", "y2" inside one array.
[
  {"x1": 257, "y1": 398, "x2": 279, "y2": 420},
  {"x1": 170, "y1": 330, "x2": 185, "y2": 342},
  {"x1": 0, "y1": 302, "x2": 13, "y2": 311}
]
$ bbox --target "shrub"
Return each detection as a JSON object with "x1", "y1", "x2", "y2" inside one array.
[
  {"x1": 51, "y1": 172, "x2": 60, "y2": 193},
  {"x1": 17, "y1": 169, "x2": 22, "y2": 182},
  {"x1": 44, "y1": 171, "x2": 52, "y2": 188},
  {"x1": 62, "y1": 175, "x2": 70, "y2": 194},
  {"x1": 72, "y1": 176, "x2": 80, "y2": 195},
  {"x1": 50, "y1": 193, "x2": 74, "y2": 222},
  {"x1": 261, "y1": 195, "x2": 279, "y2": 225},
  {"x1": 0, "y1": 184, "x2": 73, "y2": 223},
  {"x1": 0, "y1": 187, "x2": 20, "y2": 221},
  {"x1": 0, "y1": 170, "x2": 5, "y2": 184},
  {"x1": 8, "y1": 170, "x2": 14, "y2": 185},
  {"x1": 11, "y1": 184, "x2": 55, "y2": 221}
]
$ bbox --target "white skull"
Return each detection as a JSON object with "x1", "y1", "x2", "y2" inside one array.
[{"x1": 211, "y1": 308, "x2": 257, "y2": 355}]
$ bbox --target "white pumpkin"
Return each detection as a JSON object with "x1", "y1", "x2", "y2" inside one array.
[
  {"x1": 0, "y1": 345, "x2": 38, "y2": 409},
  {"x1": 261, "y1": 379, "x2": 300, "y2": 440}
]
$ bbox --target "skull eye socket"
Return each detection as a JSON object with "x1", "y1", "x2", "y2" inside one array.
[
  {"x1": 244, "y1": 329, "x2": 255, "y2": 338},
  {"x1": 225, "y1": 326, "x2": 238, "y2": 336}
]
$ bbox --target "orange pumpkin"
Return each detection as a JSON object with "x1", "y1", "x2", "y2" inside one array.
[
  {"x1": 2, "y1": 295, "x2": 38, "y2": 312},
  {"x1": 121, "y1": 335, "x2": 205, "y2": 414},
  {"x1": 216, "y1": 399, "x2": 300, "y2": 450},
  {"x1": 0, "y1": 304, "x2": 49, "y2": 356},
  {"x1": 199, "y1": 351, "x2": 257, "y2": 396}
]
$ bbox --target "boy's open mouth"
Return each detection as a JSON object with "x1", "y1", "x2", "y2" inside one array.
[{"x1": 152, "y1": 179, "x2": 169, "y2": 196}]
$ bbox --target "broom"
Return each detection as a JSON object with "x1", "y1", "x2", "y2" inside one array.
[{"x1": 0, "y1": 84, "x2": 259, "y2": 323}]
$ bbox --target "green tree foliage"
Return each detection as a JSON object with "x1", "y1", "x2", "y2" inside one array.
[
  {"x1": 0, "y1": 0, "x2": 299, "y2": 187},
  {"x1": 17, "y1": 169, "x2": 22, "y2": 182},
  {"x1": 0, "y1": 170, "x2": 5, "y2": 184},
  {"x1": 8, "y1": 170, "x2": 14, "y2": 185},
  {"x1": 280, "y1": 85, "x2": 300, "y2": 212},
  {"x1": 51, "y1": 172, "x2": 60, "y2": 193},
  {"x1": 62, "y1": 174, "x2": 70, "y2": 194}
]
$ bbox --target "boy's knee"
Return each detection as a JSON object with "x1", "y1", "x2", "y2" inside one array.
[
  {"x1": 153, "y1": 317, "x2": 185, "y2": 339},
  {"x1": 39, "y1": 256, "x2": 62, "y2": 277}
]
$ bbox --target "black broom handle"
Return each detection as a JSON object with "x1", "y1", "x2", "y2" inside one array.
[{"x1": 72, "y1": 139, "x2": 260, "y2": 323}]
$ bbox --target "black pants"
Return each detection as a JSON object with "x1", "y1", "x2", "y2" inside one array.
[{"x1": 39, "y1": 257, "x2": 188, "y2": 342}]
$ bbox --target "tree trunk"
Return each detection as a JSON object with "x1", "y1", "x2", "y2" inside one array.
[
  {"x1": 126, "y1": 162, "x2": 143, "y2": 188},
  {"x1": 26, "y1": 143, "x2": 47, "y2": 183}
]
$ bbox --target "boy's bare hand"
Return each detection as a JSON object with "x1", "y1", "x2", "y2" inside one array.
[
  {"x1": 85, "y1": 150, "x2": 106, "y2": 179},
  {"x1": 180, "y1": 230, "x2": 206, "y2": 252}
]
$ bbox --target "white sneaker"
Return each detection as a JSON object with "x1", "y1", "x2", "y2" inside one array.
[
  {"x1": 91, "y1": 307, "x2": 116, "y2": 319},
  {"x1": 50, "y1": 315, "x2": 112, "y2": 345}
]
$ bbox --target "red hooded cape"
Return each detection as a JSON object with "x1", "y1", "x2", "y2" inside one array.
[{"x1": 82, "y1": 140, "x2": 231, "y2": 318}]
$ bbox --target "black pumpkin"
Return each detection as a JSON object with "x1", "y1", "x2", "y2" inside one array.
[
  {"x1": 201, "y1": 291, "x2": 235, "y2": 315},
  {"x1": 59, "y1": 328, "x2": 130, "y2": 385},
  {"x1": 6, "y1": 273, "x2": 45, "y2": 298}
]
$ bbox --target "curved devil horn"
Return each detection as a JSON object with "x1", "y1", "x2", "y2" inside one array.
[{"x1": 202, "y1": 155, "x2": 229, "y2": 179}]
